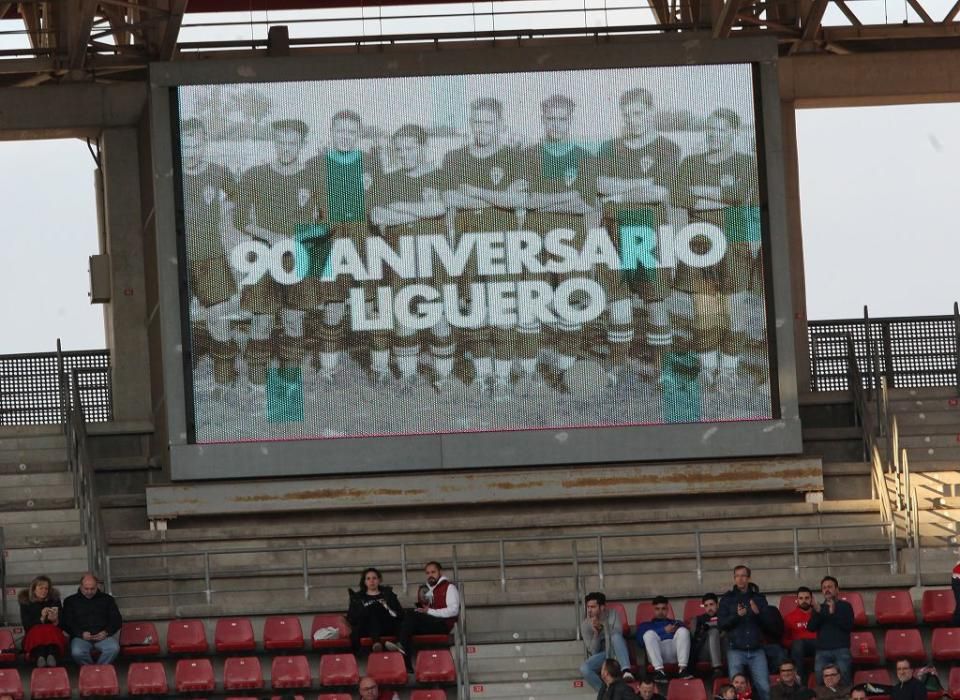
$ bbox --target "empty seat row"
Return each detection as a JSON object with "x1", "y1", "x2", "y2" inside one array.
[{"x1": 850, "y1": 627, "x2": 960, "y2": 664}]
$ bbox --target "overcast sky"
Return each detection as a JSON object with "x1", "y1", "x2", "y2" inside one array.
[{"x1": 1, "y1": 3, "x2": 958, "y2": 353}]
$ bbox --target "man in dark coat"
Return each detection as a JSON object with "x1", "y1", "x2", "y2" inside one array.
[
  {"x1": 597, "y1": 659, "x2": 638, "y2": 700},
  {"x1": 61, "y1": 573, "x2": 122, "y2": 665}
]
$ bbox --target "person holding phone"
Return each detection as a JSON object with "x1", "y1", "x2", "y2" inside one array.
[{"x1": 18, "y1": 575, "x2": 66, "y2": 667}]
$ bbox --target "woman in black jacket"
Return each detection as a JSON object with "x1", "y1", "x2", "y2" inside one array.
[
  {"x1": 346, "y1": 567, "x2": 403, "y2": 654},
  {"x1": 18, "y1": 575, "x2": 66, "y2": 667}
]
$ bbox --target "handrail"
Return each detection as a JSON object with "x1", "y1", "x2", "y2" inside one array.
[
  {"x1": 456, "y1": 583, "x2": 470, "y2": 700},
  {"x1": 0, "y1": 527, "x2": 5, "y2": 626}
]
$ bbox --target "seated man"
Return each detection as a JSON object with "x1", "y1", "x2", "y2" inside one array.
[
  {"x1": 598, "y1": 659, "x2": 639, "y2": 700},
  {"x1": 391, "y1": 561, "x2": 458, "y2": 670},
  {"x1": 61, "y1": 573, "x2": 121, "y2": 666},
  {"x1": 358, "y1": 675, "x2": 400, "y2": 700},
  {"x1": 580, "y1": 592, "x2": 634, "y2": 691},
  {"x1": 770, "y1": 660, "x2": 815, "y2": 700},
  {"x1": 814, "y1": 664, "x2": 851, "y2": 700},
  {"x1": 692, "y1": 593, "x2": 724, "y2": 677},
  {"x1": 782, "y1": 587, "x2": 817, "y2": 680},
  {"x1": 637, "y1": 679, "x2": 666, "y2": 700},
  {"x1": 637, "y1": 595, "x2": 692, "y2": 680},
  {"x1": 890, "y1": 659, "x2": 925, "y2": 700}
]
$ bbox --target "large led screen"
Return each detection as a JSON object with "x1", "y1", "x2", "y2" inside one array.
[{"x1": 175, "y1": 63, "x2": 773, "y2": 444}]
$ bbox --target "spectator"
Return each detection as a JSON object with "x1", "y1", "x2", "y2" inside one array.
[
  {"x1": 598, "y1": 658, "x2": 639, "y2": 700},
  {"x1": 732, "y1": 673, "x2": 753, "y2": 700},
  {"x1": 807, "y1": 577, "x2": 853, "y2": 684},
  {"x1": 761, "y1": 605, "x2": 786, "y2": 674},
  {"x1": 358, "y1": 675, "x2": 400, "y2": 700},
  {"x1": 952, "y1": 558, "x2": 960, "y2": 626},
  {"x1": 716, "y1": 684, "x2": 737, "y2": 700},
  {"x1": 390, "y1": 561, "x2": 459, "y2": 670},
  {"x1": 770, "y1": 660, "x2": 815, "y2": 700},
  {"x1": 346, "y1": 567, "x2": 403, "y2": 654},
  {"x1": 638, "y1": 595, "x2": 692, "y2": 680},
  {"x1": 692, "y1": 592, "x2": 725, "y2": 677},
  {"x1": 814, "y1": 664, "x2": 850, "y2": 700},
  {"x1": 61, "y1": 573, "x2": 121, "y2": 666},
  {"x1": 782, "y1": 587, "x2": 817, "y2": 680},
  {"x1": 18, "y1": 575, "x2": 66, "y2": 668},
  {"x1": 719, "y1": 565, "x2": 771, "y2": 700},
  {"x1": 890, "y1": 659, "x2": 925, "y2": 700},
  {"x1": 638, "y1": 679, "x2": 666, "y2": 700},
  {"x1": 578, "y1": 592, "x2": 634, "y2": 691},
  {"x1": 849, "y1": 689, "x2": 867, "y2": 700}
]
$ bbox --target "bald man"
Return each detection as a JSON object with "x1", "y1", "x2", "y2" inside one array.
[{"x1": 61, "y1": 573, "x2": 122, "y2": 665}]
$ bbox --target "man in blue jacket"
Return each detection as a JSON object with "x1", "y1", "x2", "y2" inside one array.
[
  {"x1": 807, "y1": 576, "x2": 854, "y2": 684},
  {"x1": 637, "y1": 595, "x2": 692, "y2": 680},
  {"x1": 719, "y1": 565, "x2": 771, "y2": 700}
]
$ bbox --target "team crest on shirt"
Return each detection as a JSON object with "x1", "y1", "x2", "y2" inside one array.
[
  {"x1": 563, "y1": 167, "x2": 578, "y2": 187},
  {"x1": 298, "y1": 188, "x2": 310, "y2": 208},
  {"x1": 362, "y1": 172, "x2": 373, "y2": 191},
  {"x1": 489, "y1": 166, "x2": 505, "y2": 187},
  {"x1": 640, "y1": 156, "x2": 655, "y2": 174}
]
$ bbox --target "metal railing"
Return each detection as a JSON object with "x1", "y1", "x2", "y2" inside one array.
[
  {"x1": 57, "y1": 341, "x2": 108, "y2": 577},
  {"x1": 0, "y1": 527, "x2": 5, "y2": 626}
]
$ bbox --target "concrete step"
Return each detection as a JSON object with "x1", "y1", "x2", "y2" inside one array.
[
  {"x1": 885, "y1": 396, "x2": 960, "y2": 412},
  {"x1": 880, "y1": 445, "x2": 960, "y2": 464},
  {"x1": 3, "y1": 545, "x2": 89, "y2": 580},
  {"x1": 466, "y1": 678, "x2": 606, "y2": 698},
  {"x1": 874, "y1": 410, "x2": 960, "y2": 428},
  {"x1": 0, "y1": 472, "x2": 72, "y2": 489},
  {"x1": 468, "y1": 641, "x2": 584, "y2": 660},
  {"x1": 0, "y1": 434, "x2": 67, "y2": 451},
  {"x1": 887, "y1": 387, "x2": 960, "y2": 401},
  {"x1": 0, "y1": 447, "x2": 69, "y2": 466},
  {"x1": 0, "y1": 425, "x2": 63, "y2": 439},
  {"x1": 896, "y1": 434, "x2": 960, "y2": 449}
]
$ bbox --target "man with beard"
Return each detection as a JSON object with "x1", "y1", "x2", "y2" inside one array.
[
  {"x1": 389, "y1": 561, "x2": 460, "y2": 671},
  {"x1": 441, "y1": 97, "x2": 528, "y2": 396},
  {"x1": 782, "y1": 587, "x2": 817, "y2": 681}
]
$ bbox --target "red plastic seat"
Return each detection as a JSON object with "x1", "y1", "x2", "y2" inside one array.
[
  {"x1": 0, "y1": 630, "x2": 17, "y2": 665},
  {"x1": 839, "y1": 592, "x2": 868, "y2": 627},
  {"x1": 120, "y1": 622, "x2": 161, "y2": 657},
  {"x1": 412, "y1": 633, "x2": 452, "y2": 647},
  {"x1": 318, "y1": 695, "x2": 354, "y2": 700},
  {"x1": 931, "y1": 627, "x2": 960, "y2": 662},
  {"x1": 949, "y1": 667, "x2": 960, "y2": 700},
  {"x1": 167, "y1": 619, "x2": 209, "y2": 654},
  {"x1": 636, "y1": 600, "x2": 677, "y2": 626},
  {"x1": 319, "y1": 653, "x2": 360, "y2": 687},
  {"x1": 79, "y1": 664, "x2": 120, "y2": 697},
  {"x1": 668, "y1": 679, "x2": 708, "y2": 700},
  {"x1": 310, "y1": 614, "x2": 351, "y2": 650},
  {"x1": 0, "y1": 668, "x2": 23, "y2": 700},
  {"x1": 176, "y1": 658, "x2": 216, "y2": 693},
  {"x1": 264, "y1": 616, "x2": 305, "y2": 651},
  {"x1": 779, "y1": 595, "x2": 798, "y2": 618},
  {"x1": 127, "y1": 662, "x2": 169, "y2": 695},
  {"x1": 271, "y1": 655, "x2": 312, "y2": 689},
  {"x1": 607, "y1": 602, "x2": 631, "y2": 636},
  {"x1": 223, "y1": 656, "x2": 263, "y2": 690},
  {"x1": 366, "y1": 651, "x2": 408, "y2": 686},
  {"x1": 922, "y1": 589, "x2": 956, "y2": 624},
  {"x1": 683, "y1": 599, "x2": 707, "y2": 626},
  {"x1": 30, "y1": 668, "x2": 71, "y2": 699},
  {"x1": 854, "y1": 669, "x2": 892, "y2": 700},
  {"x1": 884, "y1": 628, "x2": 926, "y2": 663},
  {"x1": 411, "y1": 692, "x2": 448, "y2": 700},
  {"x1": 712, "y1": 677, "x2": 730, "y2": 696},
  {"x1": 415, "y1": 649, "x2": 456, "y2": 684},
  {"x1": 216, "y1": 618, "x2": 256, "y2": 653},
  {"x1": 874, "y1": 590, "x2": 916, "y2": 625},
  {"x1": 850, "y1": 631, "x2": 880, "y2": 665}
]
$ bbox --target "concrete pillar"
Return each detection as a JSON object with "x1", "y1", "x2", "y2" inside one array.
[
  {"x1": 100, "y1": 127, "x2": 152, "y2": 422},
  {"x1": 779, "y1": 100, "x2": 811, "y2": 393}
]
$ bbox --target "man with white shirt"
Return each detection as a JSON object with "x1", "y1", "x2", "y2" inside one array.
[{"x1": 389, "y1": 561, "x2": 459, "y2": 671}]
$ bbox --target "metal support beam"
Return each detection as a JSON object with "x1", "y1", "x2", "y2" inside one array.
[
  {"x1": 833, "y1": 0, "x2": 863, "y2": 26},
  {"x1": 944, "y1": 0, "x2": 960, "y2": 22},
  {"x1": 905, "y1": 0, "x2": 934, "y2": 23},
  {"x1": 158, "y1": 0, "x2": 188, "y2": 59},
  {"x1": 69, "y1": 0, "x2": 100, "y2": 68},
  {"x1": 800, "y1": 0, "x2": 828, "y2": 40},
  {"x1": 712, "y1": 0, "x2": 743, "y2": 37}
]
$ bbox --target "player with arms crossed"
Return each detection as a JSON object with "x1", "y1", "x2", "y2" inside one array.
[
  {"x1": 522, "y1": 94, "x2": 600, "y2": 394},
  {"x1": 180, "y1": 117, "x2": 243, "y2": 396},
  {"x1": 441, "y1": 97, "x2": 528, "y2": 397},
  {"x1": 305, "y1": 109, "x2": 381, "y2": 383},
  {"x1": 672, "y1": 108, "x2": 760, "y2": 391},
  {"x1": 598, "y1": 88, "x2": 681, "y2": 388},
  {"x1": 236, "y1": 119, "x2": 321, "y2": 392},
  {"x1": 370, "y1": 124, "x2": 450, "y2": 390}
]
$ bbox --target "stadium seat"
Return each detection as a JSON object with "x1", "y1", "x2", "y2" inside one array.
[
  {"x1": 874, "y1": 590, "x2": 916, "y2": 625},
  {"x1": 311, "y1": 614, "x2": 351, "y2": 650},
  {"x1": 367, "y1": 651, "x2": 408, "y2": 686},
  {"x1": 223, "y1": 657, "x2": 263, "y2": 690},
  {"x1": 167, "y1": 619, "x2": 209, "y2": 654},
  {"x1": 30, "y1": 667, "x2": 71, "y2": 699},
  {"x1": 318, "y1": 695, "x2": 354, "y2": 700},
  {"x1": 271, "y1": 655, "x2": 312, "y2": 689},
  {"x1": 319, "y1": 653, "x2": 360, "y2": 687},
  {"x1": 415, "y1": 649, "x2": 456, "y2": 684},
  {"x1": 850, "y1": 630, "x2": 880, "y2": 665},
  {"x1": 668, "y1": 679, "x2": 708, "y2": 700},
  {"x1": 854, "y1": 669, "x2": 892, "y2": 700},
  {"x1": 0, "y1": 668, "x2": 23, "y2": 700},
  {"x1": 120, "y1": 622, "x2": 161, "y2": 657},
  {"x1": 884, "y1": 628, "x2": 926, "y2": 663},
  {"x1": 412, "y1": 632, "x2": 452, "y2": 647},
  {"x1": 712, "y1": 677, "x2": 731, "y2": 696},
  {"x1": 0, "y1": 629, "x2": 17, "y2": 664},
  {"x1": 922, "y1": 589, "x2": 956, "y2": 624},
  {"x1": 79, "y1": 664, "x2": 120, "y2": 697},
  {"x1": 215, "y1": 617, "x2": 257, "y2": 653},
  {"x1": 636, "y1": 600, "x2": 676, "y2": 626},
  {"x1": 411, "y1": 691, "x2": 448, "y2": 700},
  {"x1": 683, "y1": 599, "x2": 707, "y2": 626},
  {"x1": 839, "y1": 592, "x2": 868, "y2": 627},
  {"x1": 779, "y1": 595, "x2": 798, "y2": 618},
  {"x1": 932, "y1": 628, "x2": 960, "y2": 662},
  {"x1": 264, "y1": 616, "x2": 305, "y2": 651},
  {"x1": 175, "y1": 658, "x2": 216, "y2": 693},
  {"x1": 607, "y1": 602, "x2": 631, "y2": 636},
  {"x1": 127, "y1": 662, "x2": 169, "y2": 695},
  {"x1": 949, "y1": 667, "x2": 960, "y2": 700}
]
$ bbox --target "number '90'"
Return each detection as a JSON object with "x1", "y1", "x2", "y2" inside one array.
[{"x1": 229, "y1": 239, "x2": 308, "y2": 285}]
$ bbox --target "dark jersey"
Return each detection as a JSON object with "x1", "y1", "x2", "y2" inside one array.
[
  {"x1": 673, "y1": 151, "x2": 760, "y2": 242},
  {"x1": 440, "y1": 144, "x2": 525, "y2": 197},
  {"x1": 309, "y1": 149, "x2": 381, "y2": 224},
  {"x1": 182, "y1": 164, "x2": 239, "y2": 261},
  {"x1": 599, "y1": 135, "x2": 680, "y2": 229},
  {"x1": 375, "y1": 167, "x2": 444, "y2": 217},
  {"x1": 238, "y1": 162, "x2": 319, "y2": 239},
  {"x1": 523, "y1": 141, "x2": 598, "y2": 206}
]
